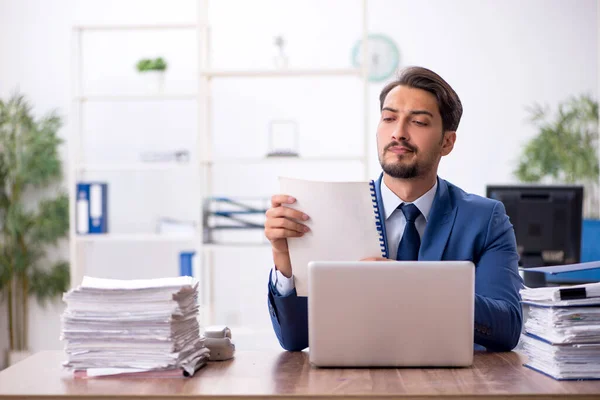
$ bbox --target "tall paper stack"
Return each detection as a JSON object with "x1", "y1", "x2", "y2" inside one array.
[
  {"x1": 61, "y1": 276, "x2": 209, "y2": 378},
  {"x1": 520, "y1": 282, "x2": 600, "y2": 380}
]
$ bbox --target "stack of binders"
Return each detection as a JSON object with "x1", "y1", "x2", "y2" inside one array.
[
  {"x1": 61, "y1": 276, "x2": 209, "y2": 378},
  {"x1": 520, "y1": 261, "x2": 600, "y2": 380},
  {"x1": 202, "y1": 197, "x2": 268, "y2": 244}
]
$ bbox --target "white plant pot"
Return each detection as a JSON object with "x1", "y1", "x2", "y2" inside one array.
[
  {"x1": 7, "y1": 350, "x2": 32, "y2": 366},
  {"x1": 141, "y1": 71, "x2": 165, "y2": 94}
]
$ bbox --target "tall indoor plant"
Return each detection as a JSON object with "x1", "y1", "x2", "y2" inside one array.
[
  {"x1": 0, "y1": 93, "x2": 70, "y2": 366},
  {"x1": 515, "y1": 94, "x2": 599, "y2": 266}
]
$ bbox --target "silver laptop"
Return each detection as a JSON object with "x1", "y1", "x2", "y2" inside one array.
[{"x1": 307, "y1": 261, "x2": 475, "y2": 367}]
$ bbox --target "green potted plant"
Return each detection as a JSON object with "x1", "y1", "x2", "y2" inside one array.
[
  {"x1": 136, "y1": 57, "x2": 168, "y2": 93},
  {"x1": 515, "y1": 94, "x2": 599, "y2": 274},
  {"x1": 0, "y1": 93, "x2": 70, "y2": 367}
]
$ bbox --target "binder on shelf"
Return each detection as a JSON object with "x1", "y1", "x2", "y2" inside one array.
[
  {"x1": 76, "y1": 182, "x2": 108, "y2": 235},
  {"x1": 76, "y1": 186, "x2": 89, "y2": 234},
  {"x1": 179, "y1": 251, "x2": 197, "y2": 277},
  {"x1": 202, "y1": 197, "x2": 269, "y2": 244}
]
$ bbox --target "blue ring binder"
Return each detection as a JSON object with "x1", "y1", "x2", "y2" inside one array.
[{"x1": 370, "y1": 180, "x2": 388, "y2": 258}]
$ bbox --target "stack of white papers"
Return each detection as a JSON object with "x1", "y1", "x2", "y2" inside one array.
[
  {"x1": 521, "y1": 282, "x2": 600, "y2": 306},
  {"x1": 520, "y1": 283, "x2": 600, "y2": 380},
  {"x1": 520, "y1": 336, "x2": 600, "y2": 380},
  {"x1": 61, "y1": 276, "x2": 209, "y2": 378},
  {"x1": 524, "y1": 307, "x2": 600, "y2": 344}
]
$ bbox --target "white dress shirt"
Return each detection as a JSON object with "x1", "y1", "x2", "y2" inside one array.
[
  {"x1": 271, "y1": 179, "x2": 438, "y2": 296},
  {"x1": 381, "y1": 179, "x2": 437, "y2": 260}
]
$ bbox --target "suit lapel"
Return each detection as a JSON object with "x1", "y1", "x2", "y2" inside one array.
[
  {"x1": 375, "y1": 174, "x2": 457, "y2": 261},
  {"x1": 418, "y1": 177, "x2": 457, "y2": 261}
]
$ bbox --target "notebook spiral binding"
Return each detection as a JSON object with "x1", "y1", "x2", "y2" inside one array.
[{"x1": 369, "y1": 180, "x2": 388, "y2": 258}]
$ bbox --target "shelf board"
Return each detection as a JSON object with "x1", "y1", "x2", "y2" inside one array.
[
  {"x1": 201, "y1": 68, "x2": 362, "y2": 78},
  {"x1": 75, "y1": 157, "x2": 366, "y2": 172},
  {"x1": 76, "y1": 234, "x2": 199, "y2": 242},
  {"x1": 76, "y1": 163, "x2": 194, "y2": 172},
  {"x1": 73, "y1": 23, "x2": 198, "y2": 32},
  {"x1": 75, "y1": 234, "x2": 271, "y2": 249},
  {"x1": 202, "y1": 243, "x2": 271, "y2": 250},
  {"x1": 204, "y1": 156, "x2": 367, "y2": 165},
  {"x1": 75, "y1": 94, "x2": 197, "y2": 102}
]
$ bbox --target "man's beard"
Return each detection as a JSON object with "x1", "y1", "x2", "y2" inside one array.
[
  {"x1": 379, "y1": 142, "x2": 437, "y2": 179},
  {"x1": 381, "y1": 158, "x2": 420, "y2": 179}
]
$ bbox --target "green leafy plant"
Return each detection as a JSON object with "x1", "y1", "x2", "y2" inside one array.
[
  {"x1": 514, "y1": 94, "x2": 599, "y2": 218},
  {"x1": 0, "y1": 93, "x2": 70, "y2": 353},
  {"x1": 136, "y1": 57, "x2": 168, "y2": 72}
]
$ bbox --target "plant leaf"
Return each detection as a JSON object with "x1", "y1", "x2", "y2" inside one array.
[
  {"x1": 29, "y1": 193, "x2": 69, "y2": 245},
  {"x1": 29, "y1": 260, "x2": 70, "y2": 306}
]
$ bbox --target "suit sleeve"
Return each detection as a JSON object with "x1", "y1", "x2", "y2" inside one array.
[
  {"x1": 474, "y1": 201, "x2": 524, "y2": 351},
  {"x1": 267, "y1": 269, "x2": 309, "y2": 351}
]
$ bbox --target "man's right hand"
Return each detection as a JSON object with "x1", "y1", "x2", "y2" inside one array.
[{"x1": 264, "y1": 194, "x2": 310, "y2": 278}]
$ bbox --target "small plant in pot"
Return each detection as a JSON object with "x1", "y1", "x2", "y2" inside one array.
[{"x1": 136, "y1": 57, "x2": 168, "y2": 93}]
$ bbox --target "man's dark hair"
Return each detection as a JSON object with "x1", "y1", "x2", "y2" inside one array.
[{"x1": 379, "y1": 66, "x2": 463, "y2": 132}]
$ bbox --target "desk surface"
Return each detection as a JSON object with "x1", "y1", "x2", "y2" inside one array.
[{"x1": 1, "y1": 349, "x2": 600, "y2": 399}]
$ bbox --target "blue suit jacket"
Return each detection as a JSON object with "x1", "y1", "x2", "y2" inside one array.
[{"x1": 267, "y1": 175, "x2": 524, "y2": 352}]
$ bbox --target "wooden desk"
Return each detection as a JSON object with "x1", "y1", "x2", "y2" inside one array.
[{"x1": 1, "y1": 350, "x2": 599, "y2": 399}]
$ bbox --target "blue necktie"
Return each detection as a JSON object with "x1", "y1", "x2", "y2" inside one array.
[{"x1": 396, "y1": 203, "x2": 421, "y2": 261}]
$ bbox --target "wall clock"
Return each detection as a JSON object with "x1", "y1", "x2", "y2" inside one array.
[{"x1": 352, "y1": 34, "x2": 400, "y2": 82}]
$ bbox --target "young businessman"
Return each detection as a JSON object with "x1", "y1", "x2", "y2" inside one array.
[{"x1": 264, "y1": 66, "x2": 523, "y2": 352}]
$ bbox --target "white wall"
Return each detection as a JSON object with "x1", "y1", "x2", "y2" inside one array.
[
  {"x1": 366, "y1": 0, "x2": 598, "y2": 194},
  {"x1": 0, "y1": 0, "x2": 597, "y2": 364}
]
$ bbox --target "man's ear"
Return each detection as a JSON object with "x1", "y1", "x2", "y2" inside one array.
[{"x1": 441, "y1": 131, "x2": 456, "y2": 156}]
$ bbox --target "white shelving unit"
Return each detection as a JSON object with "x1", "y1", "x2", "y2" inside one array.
[
  {"x1": 201, "y1": 68, "x2": 362, "y2": 78},
  {"x1": 75, "y1": 94, "x2": 198, "y2": 101},
  {"x1": 68, "y1": 0, "x2": 370, "y2": 324},
  {"x1": 74, "y1": 234, "x2": 198, "y2": 243}
]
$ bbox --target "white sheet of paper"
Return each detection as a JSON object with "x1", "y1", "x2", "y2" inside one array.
[
  {"x1": 279, "y1": 177, "x2": 383, "y2": 296},
  {"x1": 85, "y1": 367, "x2": 151, "y2": 377},
  {"x1": 520, "y1": 282, "x2": 600, "y2": 302},
  {"x1": 81, "y1": 276, "x2": 197, "y2": 290}
]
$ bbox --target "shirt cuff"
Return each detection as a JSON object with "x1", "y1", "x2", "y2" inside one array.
[{"x1": 271, "y1": 266, "x2": 295, "y2": 296}]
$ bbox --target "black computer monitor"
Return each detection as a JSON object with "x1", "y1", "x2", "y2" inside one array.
[{"x1": 486, "y1": 185, "x2": 584, "y2": 287}]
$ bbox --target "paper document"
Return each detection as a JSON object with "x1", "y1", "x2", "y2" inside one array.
[
  {"x1": 279, "y1": 177, "x2": 384, "y2": 296},
  {"x1": 521, "y1": 334, "x2": 600, "y2": 380},
  {"x1": 61, "y1": 276, "x2": 209, "y2": 378},
  {"x1": 521, "y1": 282, "x2": 600, "y2": 303},
  {"x1": 519, "y1": 277, "x2": 600, "y2": 380}
]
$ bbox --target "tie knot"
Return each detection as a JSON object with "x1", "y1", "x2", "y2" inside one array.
[{"x1": 400, "y1": 203, "x2": 421, "y2": 223}]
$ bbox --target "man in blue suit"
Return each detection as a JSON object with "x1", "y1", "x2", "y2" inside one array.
[{"x1": 264, "y1": 66, "x2": 523, "y2": 352}]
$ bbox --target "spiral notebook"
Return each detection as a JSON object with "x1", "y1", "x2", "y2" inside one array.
[{"x1": 279, "y1": 177, "x2": 387, "y2": 296}]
